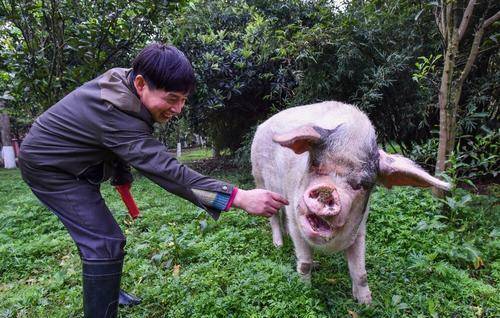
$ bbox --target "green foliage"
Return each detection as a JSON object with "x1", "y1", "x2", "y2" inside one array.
[
  {"x1": 412, "y1": 54, "x2": 442, "y2": 86},
  {"x1": 451, "y1": 130, "x2": 499, "y2": 180},
  {"x1": 178, "y1": 147, "x2": 213, "y2": 163},
  {"x1": 409, "y1": 137, "x2": 439, "y2": 171},
  {"x1": 153, "y1": 116, "x2": 202, "y2": 149},
  {"x1": 1, "y1": 168, "x2": 499, "y2": 317},
  {"x1": 410, "y1": 128, "x2": 499, "y2": 181},
  {"x1": 0, "y1": 0, "x2": 497, "y2": 176},
  {"x1": 232, "y1": 124, "x2": 258, "y2": 170},
  {"x1": 436, "y1": 185, "x2": 499, "y2": 272},
  {"x1": 160, "y1": 0, "x2": 445, "y2": 154},
  {"x1": 0, "y1": 0, "x2": 180, "y2": 135},
  {"x1": 290, "y1": 0, "x2": 441, "y2": 152},
  {"x1": 163, "y1": 0, "x2": 324, "y2": 153}
]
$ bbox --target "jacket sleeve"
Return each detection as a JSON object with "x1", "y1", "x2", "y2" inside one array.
[{"x1": 98, "y1": 106, "x2": 234, "y2": 220}]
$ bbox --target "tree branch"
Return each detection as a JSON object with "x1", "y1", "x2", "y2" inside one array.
[
  {"x1": 435, "y1": 7, "x2": 445, "y2": 41},
  {"x1": 458, "y1": 0, "x2": 476, "y2": 42},
  {"x1": 484, "y1": 10, "x2": 500, "y2": 28},
  {"x1": 445, "y1": 1, "x2": 452, "y2": 44},
  {"x1": 458, "y1": 9, "x2": 500, "y2": 87},
  {"x1": 458, "y1": 27, "x2": 483, "y2": 89}
]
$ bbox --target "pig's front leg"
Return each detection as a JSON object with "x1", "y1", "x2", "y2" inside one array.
[
  {"x1": 345, "y1": 221, "x2": 372, "y2": 304},
  {"x1": 270, "y1": 214, "x2": 283, "y2": 247},
  {"x1": 288, "y1": 214, "x2": 313, "y2": 282}
]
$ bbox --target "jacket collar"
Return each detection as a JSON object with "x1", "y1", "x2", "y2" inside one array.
[{"x1": 99, "y1": 68, "x2": 154, "y2": 126}]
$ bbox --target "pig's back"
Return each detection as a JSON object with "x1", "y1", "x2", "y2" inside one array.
[{"x1": 259, "y1": 101, "x2": 372, "y2": 141}]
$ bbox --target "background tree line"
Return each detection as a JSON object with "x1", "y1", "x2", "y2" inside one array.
[{"x1": 0, "y1": 0, "x2": 498, "y2": 181}]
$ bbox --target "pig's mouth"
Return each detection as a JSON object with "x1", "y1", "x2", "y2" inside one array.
[
  {"x1": 298, "y1": 209, "x2": 335, "y2": 242},
  {"x1": 305, "y1": 213, "x2": 333, "y2": 236}
]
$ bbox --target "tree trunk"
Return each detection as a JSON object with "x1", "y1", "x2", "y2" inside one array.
[
  {"x1": 434, "y1": 1, "x2": 500, "y2": 197},
  {"x1": 435, "y1": 21, "x2": 460, "y2": 191},
  {"x1": 1, "y1": 110, "x2": 16, "y2": 169}
]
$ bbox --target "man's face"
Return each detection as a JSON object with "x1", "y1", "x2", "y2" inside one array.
[{"x1": 134, "y1": 75, "x2": 188, "y2": 123}]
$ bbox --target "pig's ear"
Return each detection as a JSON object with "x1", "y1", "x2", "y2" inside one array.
[
  {"x1": 377, "y1": 149, "x2": 451, "y2": 191},
  {"x1": 272, "y1": 125, "x2": 322, "y2": 154}
]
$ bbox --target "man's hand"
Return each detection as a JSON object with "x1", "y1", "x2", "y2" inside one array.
[{"x1": 232, "y1": 189, "x2": 289, "y2": 217}]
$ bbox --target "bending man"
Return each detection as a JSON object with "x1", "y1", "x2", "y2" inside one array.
[{"x1": 18, "y1": 43, "x2": 288, "y2": 317}]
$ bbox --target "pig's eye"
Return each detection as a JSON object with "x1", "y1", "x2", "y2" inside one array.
[
  {"x1": 311, "y1": 165, "x2": 328, "y2": 175},
  {"x1": 348, "y1": 181, "x2": 362, "y2": 190}
]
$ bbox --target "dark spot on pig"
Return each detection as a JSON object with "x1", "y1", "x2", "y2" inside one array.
[
  {"x1": 359, "y1": 274, "x2": 368, "y2": 287},
  {"x1": 358, "y1": 137, "x2": 379, "y2": 190},
  {"x1": 308, "y1": 124, "x2": 346, "y2": 168},
  {"x1": 299, "y1": 262, "x2": 312, "y2": 274},
  {"x1": 312, "y1": 124, "x2": 345, "y2": 140}
]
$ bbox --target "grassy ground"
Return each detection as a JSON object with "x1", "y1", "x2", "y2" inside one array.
[
  {"x1": 177, "y1": 148, "x2": 214, "y2": 162},
  {"x1": 0, "y1": 152, "x2": 498, "y2": 317}
]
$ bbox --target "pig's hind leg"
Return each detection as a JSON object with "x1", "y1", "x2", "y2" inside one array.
[{"x1": 344, "y1": 218, "x2": 372, "y2": 304}]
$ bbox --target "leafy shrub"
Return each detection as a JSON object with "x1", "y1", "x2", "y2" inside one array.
[
  {"x1": 410, "y1": 127, "x2": 499, "y2": 182},
  {"x1": 164, "y1": 0, "x2": 315, "y2": 154}
]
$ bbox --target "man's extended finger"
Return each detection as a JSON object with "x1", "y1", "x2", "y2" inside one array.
[
  {"x1": 268, "y1": 207, "x2": 279, "y2": 215},
  {"x1": 259, "y1": 209, "x2": 273, "y2": 218},
  {"x1": 269, "y1": 201, "x2": 282, "y2": 211},
  {"x1": 270, "y1": 192, "x2": 289, "y2": 205}
]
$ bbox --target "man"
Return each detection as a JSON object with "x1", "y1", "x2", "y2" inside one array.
[{"x1": 18, "y1": 43, "x2": 288, "y2": 317}]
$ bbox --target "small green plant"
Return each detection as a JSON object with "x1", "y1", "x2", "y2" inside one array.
[{"x1": 412, "y1": 54, "x2": 442, "y2": 86}]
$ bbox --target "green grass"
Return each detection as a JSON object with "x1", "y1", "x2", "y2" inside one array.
[
  {"x1": 0, "y1": 167, "x2": 498, "y2": 317},
  {"x1": 178, "y1": 147, "x2": 213, "y2": 163}
]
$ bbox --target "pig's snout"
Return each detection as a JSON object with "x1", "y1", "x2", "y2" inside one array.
[{"x1": 304, "y1": 185, "x2": 341, "y2": 216}]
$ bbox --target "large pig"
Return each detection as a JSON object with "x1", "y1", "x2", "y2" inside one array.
[{"x1": 251, "y1": 101, "x2": 450, "y2": 304}]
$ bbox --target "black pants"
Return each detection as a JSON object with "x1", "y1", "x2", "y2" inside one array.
[{"x1": 19, "y1": 159, "x2": 126, "y2": 261}]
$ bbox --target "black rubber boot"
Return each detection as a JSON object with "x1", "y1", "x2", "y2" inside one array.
[
  {"x1": 82, "y1": 258, "x2": 123, "y2": 318},
  {"x1": 119, "y1": 289, "x2": 141, "y2": 307}
]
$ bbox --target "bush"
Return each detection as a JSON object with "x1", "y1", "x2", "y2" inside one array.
[{"x1": 410, "y1": 128, "x2": 499, "y2": 182}]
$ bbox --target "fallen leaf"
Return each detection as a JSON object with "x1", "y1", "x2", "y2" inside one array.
[
  {"x1": 347, "y1": 310, "x2": 358, "y2": 318},
  {"x1": 325, "y1": 278, "x2": 337, "y2": 284},
  {"x1": 173, "y1": 264, "x2": 180, "y2": 276},
  {"x1": 474, "y1": 256, "x2": 484, "y2": 269}
]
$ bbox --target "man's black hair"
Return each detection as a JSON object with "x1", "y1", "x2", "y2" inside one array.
[{"x1": 132, "y1": 43, "x2": 195, "y2": 94}]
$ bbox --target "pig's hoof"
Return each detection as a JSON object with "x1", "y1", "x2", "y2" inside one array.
[
  {"x1": 297, "y1": 262, "x2": 312, "y2": 284},
  {"x1": 353, "y1": 288, "x2": 372, "y2": 304},
  {"x1": 273, "y1": 238, "x2": 283, "y2": 248}
]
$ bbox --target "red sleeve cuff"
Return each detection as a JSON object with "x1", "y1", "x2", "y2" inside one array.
[{"x1": 224, "y1": 187, "x2": 238, "y2": 211}]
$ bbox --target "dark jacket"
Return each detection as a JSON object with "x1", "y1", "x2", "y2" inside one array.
[{"x1": 19, "y1": 68, "x2": 233, "y2": 219}]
